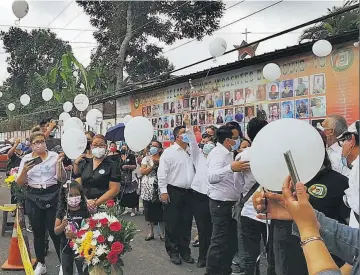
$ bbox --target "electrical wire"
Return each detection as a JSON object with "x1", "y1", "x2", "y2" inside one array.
[{"x1": 46, "y1": 1, "x2": 74, "y2": 28}]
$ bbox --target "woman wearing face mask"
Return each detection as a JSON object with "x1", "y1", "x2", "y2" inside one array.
[
  {"x1": 17, "y1": 131, "x2": 65, "y2": 275},
  {"x1": 75, "y1": 134, "x2": 120, "y2": 214},
  {"x1": 118, "y1": 143, "x2": 138, "y2": 217},
  {"x1": 140, "y1": 141, "x2": 165, "y2": 241},
  {"x1": 107, "y1": 142, "x2": 121, "y2": 161}
]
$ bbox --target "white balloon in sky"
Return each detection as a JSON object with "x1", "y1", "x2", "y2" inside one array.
[
  {"x1": 61, "y1": 128, "x2": 87, "y2": 160},
  {"x1": 8, "y1": 103, "x2": 15, "y2": 111},
  {"x1": 262, "y1": 63, "x2": 281, "y2": 82},
  {"x1": 312, "y1": 40, "x2": 332, "y2": 57},
  {"x1": 20, "y1": 94, "x2": 30, "y2": 106},
  {"x1": 63, "y1": 101, "x2": 73, "y2": 113},
  {"x1": 59, "y1": 112, "x2": 71, "y2": 123},
  {"x1": 63, "y1": 117, "x2": 84, "y2": 133},
  {"x1": 42, "y1": 88, "x2": 53, "y2": 102},
  {"x1": 74, "y1": 94, "x2": 89, "y2": 112},
  {"x1": 86, "y1": 109, "x2": 103, "y2": 128},
  {"x1": 209, "y1": 37, "x2": 227, "y2": 58},
  {"x1": 124, "y1": 116, "x2": 154, "y2": 152},
  {"x1": 12, "y1": 0, "x2": 29, "y2": 19}
]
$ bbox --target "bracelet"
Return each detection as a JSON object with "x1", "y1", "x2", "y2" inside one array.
[{"x1": 300, "y1": 236, "x2": 324, "y2": 247}]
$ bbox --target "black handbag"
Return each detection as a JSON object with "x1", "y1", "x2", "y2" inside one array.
[{"x1": 26, "y1": 185, "x2": 59, "y2": 210}]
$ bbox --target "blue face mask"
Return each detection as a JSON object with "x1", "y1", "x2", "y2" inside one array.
[
  {"x1": 231, "y1": 138, "x2": 241, "y2": 151},
  {"x1": 181, "y1": 134, "x2": 190, "y2": 144},
  {"x1": 149, "y1": 146, "x2": 159, "y2": 156},
  {"x1": 203, "y1": 143, "x2": 215, "y2": 155}
]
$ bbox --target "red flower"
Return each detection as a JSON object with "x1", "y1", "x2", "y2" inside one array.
[
  {"x1": 69, "y1": 241, "x2": 74, "y2": 248},
  {"x1": 109, "y1": 221, "x2": 122, "y2": 232},
  {"x1": 99, "y1": 218, "x2": 109, "y2": 226},
  {"x1": 111, "y1": 241, "x2": 124, "y2": 254},
  {"x1": 97, "y1": 235, "x2": 105, "y2": 244},
  {"x1": 77, "y1": 230, "x2": 87, "y2": 238},
  {"x1": 106, "y1": 251, "x2": 119, "y2": 264},
  {"x1": 89, "y1": 219, "x2": 97, "y2": 230},
  {"x1": 106, "y1": 200, "x2": 115, "y2": 208}
]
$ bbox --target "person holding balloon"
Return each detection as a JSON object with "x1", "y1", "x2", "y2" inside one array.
[
  {"x1": 73, "y1": 131, "x2": 95, "y2": 177},
  {"x1": 75, "y1": 134, "x2": 121, "y2": 213}
]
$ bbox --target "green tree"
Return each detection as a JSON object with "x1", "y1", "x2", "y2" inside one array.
[
  {"x1": 77, "y1": 1, "x2": 225, "y2": 89},
  {"x1": 300, "y1": 0, "x2": 359, "y2": 42}
]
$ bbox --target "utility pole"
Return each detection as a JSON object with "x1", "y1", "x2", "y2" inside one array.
[{"x1": 242, "y1": 28, "x2": 251, "y2": 42}]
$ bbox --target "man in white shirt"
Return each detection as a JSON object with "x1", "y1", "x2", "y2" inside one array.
[
  {"x1": 234, "y1": 117, "x2": 276, "y2": 275},
  {"x1": 338, "y1": 120, "x2": 359, "y2": 228},
  {"x1": 206, "y1": 125, "x2": 250, "y2": 275},
  {"x1": 322, "y1": 114, "x2": 350, "y2": 177},
  {"x1": 158, "y1": 126, "x2": 196, "y2": 265}
]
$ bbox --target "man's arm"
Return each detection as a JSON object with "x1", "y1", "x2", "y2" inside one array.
[
  {"x1": 157, "y1": 151, "x2": 171, "y2": 194},
  {"x1": 207, "y1": 153, "x2": 233, "y2": 184}
]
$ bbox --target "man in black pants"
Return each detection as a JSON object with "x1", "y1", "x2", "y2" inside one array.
[
  {"x1": 158, "y1": 126, "x2": 196, "y2": 265},
  {"x1": 206, "y1": 125, "x2": 250, "y2": 275}
]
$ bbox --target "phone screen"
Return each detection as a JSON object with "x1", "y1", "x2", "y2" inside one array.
[{"x1": 283, "y1": 150, "x2": 300, "y2": 193}]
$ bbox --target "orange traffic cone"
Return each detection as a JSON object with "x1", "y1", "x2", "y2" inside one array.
[{"x1": 1, "y1": 221, "x2": 36, "y2": 270}]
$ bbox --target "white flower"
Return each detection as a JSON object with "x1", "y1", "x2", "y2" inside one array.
[
  {"x1": 107, "y1": 235, "x2": 114, "y2": 242},
  {"x1": 96, "y1": 223, "x2": 101, "y2": 228},
  {"x1": 73, "y1": 243, "x2": 78, "y2": 251},
  {"x1": 82, "y1": 223, "x2": 89, "y2": 230},
  {"x1": 92, "y1": 256, "x2": 100, "y2": 265},
  {"x1": 95, "y1": 244, "x2": 108, "y2": 256},
  {"x1": 91, "y1": 240, "x2": 97, "y2": 246},
  {"x1": 108, "y1": 216, "x2": 119, "y2": 223},
  {"x1": 93, "y1": 230, "x2": 101, "y2": 238}
]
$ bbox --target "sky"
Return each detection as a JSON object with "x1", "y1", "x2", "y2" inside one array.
[{"x1": 0, "y1": 0, "x2": 344, "y2": 84}]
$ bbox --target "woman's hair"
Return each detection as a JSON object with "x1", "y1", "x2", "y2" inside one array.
[
  {"x1": 93, "y1": 134, "x2": 106, "y2": 142},
  {"x1": 31, "y1": 126, "x2": 41, "y2": 133},
  {"x1": 57, "y1": 181, "x2": 89, "y2": 218},
  {"x1": 29, "y1": 131, "x2": 45, "y2": 143},
  {"x1": 85, "y1": 131, "x2": 95, "y2": 139}
]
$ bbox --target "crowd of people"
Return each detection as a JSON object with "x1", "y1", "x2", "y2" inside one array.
[{"x1": 3, "y1": 114, "x2": 359, "y2": 275}]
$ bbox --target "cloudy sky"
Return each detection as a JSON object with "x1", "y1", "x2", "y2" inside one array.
[{"x1": 0, "y1": 0, "x2": 344, "y2": 84}]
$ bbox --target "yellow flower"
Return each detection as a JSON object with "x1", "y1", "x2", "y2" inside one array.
[
  {"x1": 83, "y1": 244, "x2": 96, "y2": 261},
  {"x1": 5, "y1": 175, "x2": 15, "y2": 184}
]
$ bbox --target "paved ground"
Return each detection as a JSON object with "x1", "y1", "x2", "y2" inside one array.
[{"x1": 0, "y1": 172, "x2": 267, "y2": 275}]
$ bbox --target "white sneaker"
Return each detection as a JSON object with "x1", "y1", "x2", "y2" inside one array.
[
  {"x1": 122, "y1": 210, "x2": 129, "y2": 215},
  {"x1": 130, "y1": 212, "x2": 136, "y2": 217},
  {"x1": 34, "y1": 263, "x2": 47, "y2": 275},
  {"x1": 58, "y1": 265, "x2": 63, "y2": 275}
]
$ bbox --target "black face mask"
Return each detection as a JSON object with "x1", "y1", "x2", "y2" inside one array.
[
  {"x1": 198, "y1": 143, "x2": 204, "y2": 149},
  {"x1": 120, "y1": 149, "x2": 127, "y2": 155}
]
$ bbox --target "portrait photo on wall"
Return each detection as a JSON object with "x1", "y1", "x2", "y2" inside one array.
[
  {"x1": 257, "y1": 84, "x2": 267, "y2": 101},
  {"x1": 170, "y1": 101, "x2": 176, "y2": 114},
  {"x1": 163, "y1": 129, "x2": 171, "y2": 141},
  {"x1": 256, "y1": 103, "x2": 268, "y2": 121},
  {"x1": 294, "y1": 76, "x2": 309, "y2": 96},
  {"x1": 234, "y1": 89, "x2": 245, "y2": 105},
  {"x1": 147, "y1": 106, "x2": 152, "y2": 117},
  {"x1": 142, "y1": 106, "x2": 148, "y2": 117},
  {"x1": 183, "y1": 98, "x2": 190, "y2": 110},
  {"x1": 267, "y1": 82, "x2": 280, "y2": 100},
  {"x1": 268, "y1": 102, "x2": 280, "y2": 122},
  {"x1": 190, "y1": 97, "x2": 198, "y2": 111},
  {"x1": 224, "y1": 91, "x2": 234, "y2": 106},
  {"x1": 245, "y1": 105, "x2": 256, "y2": 123},
  {"x1": 311, "y1": 119, "x2": 325, "y2": 129},
  {"x1": 245, "y1": 86, "x2": 257, "y2": 103},
  {"x1": 224, "y1": 108, "x2": 234, "y2": 123},
  {"x1": 163, "y1": 102, "x2": 170, "y2": 114},
  {"x1": 163, "y1": 116, "x2": 170, "y2": 128},
  {"x1": 280, "y1": 79, "x2": 294, "y2": 98},
  {"x1": 215, "y1": 91, "x2": 224, "y2": 108},
  {"x1": 206, "y1": 93, "x2": 215, "y2": 108},
  {"x1": 295, "y1": 98, "x2": 309, "y2": 118},
  {"x1": 215, "y1": 109, "x2": 224, "y2": 124},
  {"x1": 157, "y1": 117, "x2": 163, "y2": 129},
  {"x1": 170, "y1": 116, "x2": 175, "y2": 128},
  {"x1": 176, "y1": 99, "x2": 183, "y2": 113},
  {"x1": 199, "y1": 111, "x2": 206, "y2": 125},
  {"x1": 310, "y1": 73, "x2": 326, "y2": 94},
  {"x1": 310, "y1": 96, "x2": 327, "y2": 117},
  {"x1": 157, "y1": 130, "x2": 163, "y2": 142},
  {"x1": 234, "y1": 106, "x2": 245, "y2": 123},
  {"x1": 191, "y1": 112, "x2": 198, "y2": 125},
  {"x1": 281, "y1": 100, "x2": 295, "y2": 118},
  {"x1": 206, "y1": 111, "x2": 214, "y2": 124},
  {"x1": 151, "y1": 118, "x2": 157, "y2": 128},
  {"x1": 198, "y1": 95, "x2": 206, "y2": 110},
  {"x1": 175, "y1": 114, "x2": 183, "y2": 127}
]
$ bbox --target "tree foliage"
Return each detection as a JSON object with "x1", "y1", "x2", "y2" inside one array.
[
  {"x1": 300, "y1": 0, "x2": 359, "y2": 42},
  {"x1": 77, "y1": 1, "x2": 225, "y2": 89}
]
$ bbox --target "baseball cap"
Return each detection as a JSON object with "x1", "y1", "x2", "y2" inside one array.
[{"x1": 337, "y1": 120, "x2": 359, "y2": 141}]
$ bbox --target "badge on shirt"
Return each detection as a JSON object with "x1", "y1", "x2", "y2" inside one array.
[
  {"x1": 308, "y1": 184, "x2": 327, "y2": 198},
  {"x1": 99, "y1": 169, "x2": 105, "y2": 175}
]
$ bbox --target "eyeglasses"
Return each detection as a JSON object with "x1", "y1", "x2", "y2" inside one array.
[{"x1": 32, "y1": 140, "x2": 45, "y2": 145}]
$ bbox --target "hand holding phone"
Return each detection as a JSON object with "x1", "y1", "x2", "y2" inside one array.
[{"x1": 24, "y1": 157, "x2": 43, "y2": 171}]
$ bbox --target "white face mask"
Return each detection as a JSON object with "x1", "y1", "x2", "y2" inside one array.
[{"x1": 92, "y1": 147, "x2": 106, "y2": 159}]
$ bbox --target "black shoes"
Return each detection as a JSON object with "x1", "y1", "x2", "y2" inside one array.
[
  {"x1": 170, "y1": 254, "x2": 182, "y2": 265},
  {"x1": 44, "y1": 240, "x2": 49, "y2": 256},
  {"x1": 192, "y1": 240, "x2": 200, "y2": 247},
  {"x1": 197, "y1": 259, "x2": 206, "y2": 268},
  {"x1": 181, "y1": 254, "x2": 195, "y2": 264},
  {"x1": 170, "y1": 253, "x2": 195, "y2": 265}
]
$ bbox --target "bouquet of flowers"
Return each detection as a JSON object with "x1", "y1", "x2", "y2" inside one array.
[
  {"x1": 72, "y1": 200, "x2": 136, "y2": 275},
  {"x1": 4, "y1": 167, "x2": 26, "y2": 205}
]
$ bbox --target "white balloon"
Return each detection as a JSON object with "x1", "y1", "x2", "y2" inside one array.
[
  {"x1": 42, "y1": 88, "x2": 53, "y2": 102},
  {"x1": 80, "y1": 83, "x2": 85, "y2": 89},
  {"x1": 12, "y1": 0, "x2": 29, "y2": 19},
  {"x1": 86, "y1": 109, "x2": 103, "y2": 128},
  {"x1": 8, "y1": 103, "x2": 15, "y2": 111},
  {"x1": 123, "y1": 115, "x2": 133, "y2": 125},
  {"x1": 20, "y1": 94, "x2": 30, "y2": 106},
  {"x1": 250, "y1": 119, "x2": 325, "y2": 191},
  {"x1": 209, "y1": 37, "x2": 227, "y2": 58},
  {"x1": 61, "y1": 128, "x2": 87, "y2": 160},
  {"x1": 59, "y1": 112, "x2": 71, "y2": 123},
  {"x1": 73, "y1": 71, "x2": 78, "y2": 78},
  {"x1": 63, "y1": 101, "x2": 73, "y2": 113},
  {"x1": 74, "y1": 94, "x2": 89, "y2": 112},
  {"x1": 0, "y1": 92, "x2": 3, "y2": 98},
  {"x1": 312, "y1": 40, "x2": 332, "y2": 57},
  {"x1": 63, "y1": 117, "x2": 84, "y2": 132},
  {"x1": 124, "y1": 116, "x2": 154, "y2": 152},
  {"x1": 262, "y1": 63, "x2": 281, "y2": 82}
]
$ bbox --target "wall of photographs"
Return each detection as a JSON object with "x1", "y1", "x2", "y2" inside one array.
[{"x1": 129, "y1": 43, "x2": 358, "y2": 142}]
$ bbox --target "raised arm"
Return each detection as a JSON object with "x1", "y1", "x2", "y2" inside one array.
[{"x1": 7, "y1": 139, "x2": 20, "y2": 158}]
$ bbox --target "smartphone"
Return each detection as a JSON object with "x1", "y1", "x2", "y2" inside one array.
[
  {"x1": 283, "y1": 150, "x2": 300, "y2": 193},
  {"x1": 26, "y1": 157, "x2": 43, "y2": 166},
  {"x1": 62, "y1": 156, "x2": 72, "y2": 167}
]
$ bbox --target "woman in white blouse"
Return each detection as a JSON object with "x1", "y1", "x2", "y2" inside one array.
[{"x1": 17, "y1": 131, "x2": 64, "y2": 275}]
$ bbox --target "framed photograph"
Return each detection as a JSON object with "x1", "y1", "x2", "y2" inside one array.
[
  {"x1": 245, "y1": 105, "x2": 255, "y2": 123},
  {"x1": 256, "y1": 85, "x2": 267, "y2": 101},
  {"x1": 294, "y1": 76, "x2": 309, "y2": 97},
  {"x1": 224, "y1": 91, "x2": 234, "y2": 106},
  {"x1": 190, "y1": 97, "x2": 198, "y2": 111},
  {"x1": 206, "y1": 111, "x2": 214, "y2": 124},
  {"x1": 206, "y1": 93, "x2": 215, "y2": 109},
  {"x1": 175, "y1": 114, "x2": 183, "y2": 127},
  {"x1": 191, "y1": 112, "x2": 198, "y2": 126},
  {"x1": 198, "y1": 95, "x2": 206, "y2": 110},
  {"x1": 281, "y1": 101, "x2": 295, "y2": 118},
  {"x1": 163, "y1": 116, "x2": 170, "y2": 128},
  {"x1": 224, "y1": 108, "x2": 234, "y2": 123},
  {"x1": 215, "y1": 92, "x2": 224, "y2": 108},
  {"x1": 310, "y1": 96, "x2": 326, "y2": 117},
  {"x1": 199, "y1": 111, "x2": 206, "y2": 125},
  {"x1": 267, "y1": 82, "x2": 280, "y2": 100},
  {"x1": 280, "y1": 80, "x2": 294, "y2": 99},
  {"x1": 268, "y1": 103, "x2": 280, "y2": 122},
  {"x1": 183, "y1": 98, "x2": 190, "y2": 110},
  {"x1": 169, "y1": 101, "x2": 176, "y2": 114},
  {"x1": 245, "y1": 87, "x2": 256, "y2": 103},
  {"x1": 234, "y1": 89, "x2": 245, "y2": 105},
  {"x1": 310, "y1": 73, "x2": 326, "y2": 94},
  {"x1": 256, "y1": 103, "x2": 268, "y2": 121},
  {"x1": 176, "y1": 99, "x2": 183, "y2": 113},
  {"x1": 234, "y1": 106, "x2": 245, "y2": 123},
  {"x1": 215, "y1": 109, "x2": 225, "y2": 125},
  {"x1": 295, "y1": 98, "x2": 309, "y2": 118},
  {"x1": 163, "y1": 102, "x2": 170, "y2": 114}
]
